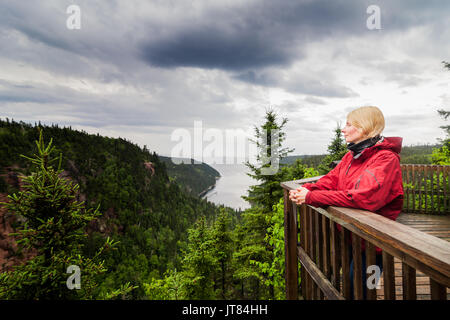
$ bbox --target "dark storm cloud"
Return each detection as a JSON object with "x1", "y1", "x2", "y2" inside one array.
[
  {"x1": 234, "y1": 70, "x2": 358, "y2": 98},
  {"x1": 138, "y1": 0, "x2": 449, "y2": 72},
  {"x1": 139, "y1": 0, "x2": 367, "y2": 71}
]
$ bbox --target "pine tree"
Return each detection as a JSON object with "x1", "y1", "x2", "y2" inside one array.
[
  {"x1": 236, "y1": 110, "x2": 294, "y2": 299},
  {"x1": 243, "y1": 109, "x2": 294, "y2": 213},
  {"x1": 318, "y1": 123, "x2": 348, "y2": 174},
  {"x1": 180, "y1": 216, "x2": 216, "y2": 299},
  {"x1": 210, "y1": 209, "x2": 234, "y2": 299},
  {"x1": 0, "y1": 130, "x2": 134, "y2": 299},
  {"x1": 432, "y1": 62, "x2": 450, "y2": 164}
]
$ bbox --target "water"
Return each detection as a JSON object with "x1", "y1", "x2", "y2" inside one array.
[{"x1": 201, "y1": 163, "x2": 256, "y2": 211}]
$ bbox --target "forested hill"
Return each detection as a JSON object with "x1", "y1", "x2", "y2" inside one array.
[
  {"x1": 159, "y1": 156, "x2": 220, "y2": 196},
  {"x1": 281, "y1": 144, "x2": 441, "y2": 168},
  {"x1": 0, "y1": 118, "x2": 232, "y2": 298}
]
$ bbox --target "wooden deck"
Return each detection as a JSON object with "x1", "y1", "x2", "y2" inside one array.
[
  {"x1": 376, "y1": 213, "x2": 450, "y2": 300},
  {"x1": 283, "y1": 165, "x2": 450, "y2": 301}
]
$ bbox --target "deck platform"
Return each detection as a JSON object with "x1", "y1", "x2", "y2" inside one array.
[{"x1": 376, "y1": 213, "x2": 450, "y2": 300}]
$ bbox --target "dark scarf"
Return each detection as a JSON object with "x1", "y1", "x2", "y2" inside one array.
[{"x1": 347, "y1": 135, "x2": 382, "y2": 158}]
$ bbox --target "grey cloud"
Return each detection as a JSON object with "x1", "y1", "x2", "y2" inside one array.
[
  {"x1": 304, "y1": 96, "x2": 327, "y2": 105},
  {"x1": 234, "y1": 69, "x2": 358, "y2": 98},
  {"x1": 139, "y1": 0, "x2": 367, "y2": 71}
]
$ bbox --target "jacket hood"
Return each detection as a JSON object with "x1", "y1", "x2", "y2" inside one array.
[
  {"x1": 377, "y1": 137, "x2": 403, "y2": 154},
  {"x1": 356, "y1": 136, "x2": 403, "y2": 161}
]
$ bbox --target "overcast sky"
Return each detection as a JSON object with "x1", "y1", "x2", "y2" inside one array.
[{"x1": 1, "y1": 0, "x2": 449, "y2": 163}]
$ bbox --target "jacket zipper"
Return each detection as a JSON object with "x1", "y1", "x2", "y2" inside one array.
[{"x1": 345, "y1": 159, "x2": 354, "y2": 175}]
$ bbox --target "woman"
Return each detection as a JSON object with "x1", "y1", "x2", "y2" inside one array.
[{"x1": 289, "y1": 106, "x2": 404, "y2": 299}]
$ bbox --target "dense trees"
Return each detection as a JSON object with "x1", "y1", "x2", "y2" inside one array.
[
  {"x1": 0, "y1": 131, "x2": 133, "y2": 299},
  {"x1": 0, "y1": 119, "x2": 226, "y2": 299}
]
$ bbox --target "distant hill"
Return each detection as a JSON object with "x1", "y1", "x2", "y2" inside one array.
[
  {"x1": 281, "y1": 154, "x2": 325, "y2": 168},
  {"x1": 0, "y1": 118, "x2": 230, "y2": 298},
  {"x1": 159, "y1": 156, "x2": 220, "y2": 196},
  {"x1": 280, "y1": 143, "x2": 441, "y2": 168}
]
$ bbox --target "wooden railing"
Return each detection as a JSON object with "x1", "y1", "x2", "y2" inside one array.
[
  {"x1": 402, "y1": 164, "x2": 450, "y2": 214},
  {"x1": 282, "y1": 165, "x2": 450, "y2": 300}
]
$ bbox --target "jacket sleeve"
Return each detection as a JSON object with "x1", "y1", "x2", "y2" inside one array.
[
  {"x1": 305, "y1": 152, "x2": 401, "y2": 212},
  {"x1": 302, "y1": 153, "x2": 349, "y2": 191}
]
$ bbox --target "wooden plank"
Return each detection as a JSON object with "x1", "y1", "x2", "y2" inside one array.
[
  {"x1": 307, "y1": 207, "x2": 316, "y2": 300},
  {"x1": 341, "y1": 228, "x2": 351, "y2": 299},
  {"x1": 352, "y1": 234, "x2": 363, "y2": 300},
  {"x1": 299, "y1": 204, "x2": 307, "y2": 299},
  {"x1": 315, "y1": 210, "x2": 323, "y2": 272},
  {"x1": 424, "y1": 166, "x2": 428, "y2": 213},
  {"x1": 402, "y1": 262, "x2": 417, "y2": 300},
  {"x1": 283, "y1": 190, "x2": 298, "y2": 300},
  {"x1": 430, "y1": 278, "x2": 447, "y2": 300},
  {"x1": 419, "y1": 165, "x2": 424, "y2": 214},
  {"x1": 383, "y1": 251, "x2": 396, "y2": 300},
  {"x1": 280, "y1": 176, "x2": 324, "y2": 191},
  {"x1": 322, "y1": 206, "x2": 450, "y2": 286},
  {"x1": 430, "y1": 166, "x2": 435, "y2": 214},
  {"x1": 365, "y1": 242, "x2": 378, "y2": 300},
  {"x1": 314, "y1": 210, "x2": 323, "y2": 299},
  {"x1": 297, "y1": 246, "x2": 345, "y2": 300},
  {"x1": 322, "y1": 215, "x2": 331, "y2": 280},
  {"x1": 330, "y1": 221, "x2": 341, "y2": 291},
  {"x1": 412, "y1": 165, "x2": 416, "y2": 213},
  {"x1": 303, "y1": 204, "x2": 310, "y2": 300},
  {"x1": 404, "y1": 165, "x2": 410, "y2": 212}
]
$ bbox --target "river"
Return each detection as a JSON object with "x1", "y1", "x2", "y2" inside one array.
[{"x1": 201, "y1": 163, "x2": 256, "y2": 211}]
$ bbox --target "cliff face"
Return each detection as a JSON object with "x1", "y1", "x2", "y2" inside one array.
[
  {"x1": 0, "y1": 169, "x2": 37, "y2": 272},
  {"x1": 0, "y1": 164, "x2": 122, "y2": 272}
]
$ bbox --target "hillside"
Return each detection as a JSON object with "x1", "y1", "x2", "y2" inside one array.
[
  {"x1": 0, "y1": 119, "x2": 232, "y2": 298},
  {"x1": 280, "y1": 143, "x2": 441, "y2": 168},
  {"x1": 159, "y1": 156, "x2": 220, "y2": 196}
]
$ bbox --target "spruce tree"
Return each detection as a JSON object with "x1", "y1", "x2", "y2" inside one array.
[
  {"x1": 0, "y1": 130, "x2": 134, "y2": 299},
  {"x1": 318, "y1": 123, "x2": 348, "y2": 174},
  {"x1": 210, "y1": 209, "x2": 234, "y2": 299},
  {"x1": 242, "y1": 109, "x2": 294, "y2": 213},
  {"x1": 237, "y1": 110, "x2": 293, "y2": 299},
  {"x1": 432, "y1": 62, "x2": 450, "y2": 165}
]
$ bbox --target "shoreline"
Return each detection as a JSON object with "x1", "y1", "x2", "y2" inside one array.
[{"x1": 198, "y1": 176, "x2": 220, "y2": 198}]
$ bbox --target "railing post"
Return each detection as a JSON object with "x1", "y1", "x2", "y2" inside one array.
[{"x1": 284, "y1": 189, "x2": 298, "y2": 300}]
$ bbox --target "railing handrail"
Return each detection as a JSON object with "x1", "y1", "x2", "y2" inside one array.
[
  {"x1": 281, "y1": 167, "x2": 450, "y2": 300},
  {"x1": 316, "y1": 205, "x2": 450, "y2": 285}
]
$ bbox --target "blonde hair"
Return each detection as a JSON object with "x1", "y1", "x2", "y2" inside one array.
[{"x1": 347, "y1": 106, "x2": 385, "y2": 138}]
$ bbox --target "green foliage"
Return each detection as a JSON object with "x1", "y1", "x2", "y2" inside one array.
[
  {"x1": 318, "y1": 124, "x2": 347, "y2": 175},
  {"x1": 249, "y1": 198, "x2": 286, "y2": 299},
  {"x1": 0, "y1": 119, "x2": 223, "y2": 299},
  {"x1": 431, "y1": 63, "x2": 450, "y2": 165},
  {"x1": 432, "y1": 144, "x2": 450, "y2": 165},
  {"x1": 243, "y1": 110, "x2": 294, "y2": 213},
  {"x1": 0, "y1": 131, "x2": 133, "y2": 299},
  {"x1": 179, "y1": 216, "x2": 217, "y2": 299},
  {"x1": 144, "y1": 269, "x2": 184, "y2": 300},
  {"x1": 159, "y1": 156, "x2": 221, "y2": 196}
]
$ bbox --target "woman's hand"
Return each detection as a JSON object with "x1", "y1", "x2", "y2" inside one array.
[{"x1": 289, "y1": 187, "x2": 309, "y2": 205}]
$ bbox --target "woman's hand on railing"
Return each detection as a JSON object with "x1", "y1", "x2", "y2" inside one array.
[{"x1": 289, "y1": 187, "x2": 310, "y2": 205}]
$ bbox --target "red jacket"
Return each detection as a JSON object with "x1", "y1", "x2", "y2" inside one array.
[{"x1": 302, "y1": 137, "x2": 404, "y2": 252}]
